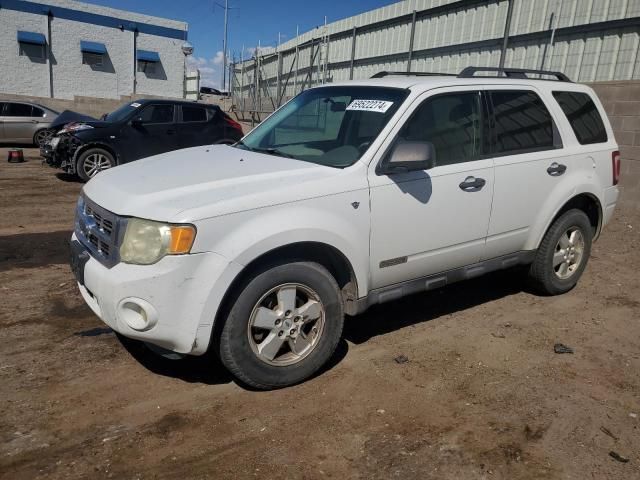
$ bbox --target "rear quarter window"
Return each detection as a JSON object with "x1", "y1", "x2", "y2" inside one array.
[{"x1": 552, "y1": 91, "x2": 608, "y2": 145}]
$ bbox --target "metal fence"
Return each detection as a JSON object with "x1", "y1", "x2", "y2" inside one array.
[{"x1": 229, "y1": 0, "x2": 640, "y2": 120}]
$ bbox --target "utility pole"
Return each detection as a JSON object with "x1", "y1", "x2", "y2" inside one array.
[{"x1": 222, "y1": 0, "x2": 229, "y2": 92}]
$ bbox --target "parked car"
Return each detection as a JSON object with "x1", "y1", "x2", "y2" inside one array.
[
  {"x1": 42, "y1": 99, "x2": 244, "y2": 181},
  {"x1": 70, "y1": 67, "x2": 620, "y2": 389},
  {"x1": 0, "y1": 101, "x2": 58, "y2": 146}
]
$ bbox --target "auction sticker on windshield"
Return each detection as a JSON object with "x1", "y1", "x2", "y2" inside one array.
[
  {"x1": 346, "y1": 100, "x2": 393, "y2": 113},
  {"x1": 130, "y1": 102, "x2": 142, "y2": 108}
]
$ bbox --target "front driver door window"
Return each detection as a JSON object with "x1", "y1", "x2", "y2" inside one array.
[
  {"x1": 368, "y1": 90, "x2": 495, "y2": 289},
  {"x1": 127, "y1": 104, "x2": 176, "y2": 161}
]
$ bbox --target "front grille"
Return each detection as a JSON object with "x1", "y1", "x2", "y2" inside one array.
[{"x1": 74, "y1": 195, "x2": 123, "y2": 268}]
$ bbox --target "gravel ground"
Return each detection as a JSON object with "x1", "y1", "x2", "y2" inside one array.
[{"x1": 1, "y1": 148, "x2": 639, "y2": 479}]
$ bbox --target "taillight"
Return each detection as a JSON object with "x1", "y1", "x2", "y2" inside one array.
[
  {"x1": 612, "y1": 150, "x2": 621, "y2": 186},
  {"x1": 224, "y1": 115, "x2": 243, "y2": 133}
]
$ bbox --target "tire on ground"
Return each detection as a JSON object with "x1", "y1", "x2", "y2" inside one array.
[
  {"x1": 76, "y1": 148, "x2": 115, "y2": 182},
  {"x1": 33, "y1": 129, "x2": 51, "y2": 147},
  {"x1": 528, "y1": 208, "x2": 593, "y2": 295},
  {"x1": 217, "y1": 261, "x2": 344, "y2": 390}
]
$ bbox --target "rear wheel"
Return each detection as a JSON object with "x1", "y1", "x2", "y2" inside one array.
[
  {"x1": 33, "y1": 129, "x2": 52, "y2": 147},
  {"x1": 528, "y1": 209, "x2": 593, "y2": 295},
  {"x1": 218, "y1": 262, "x2": 344, "y2": 390},
  {"x1": 76, "y1": 148, "x2": 115, "y2": 182}
]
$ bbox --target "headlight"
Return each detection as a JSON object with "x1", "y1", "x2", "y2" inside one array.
[
  {"x1": 120, "y1": 218, "x2": 196, "y2": 265},
  {"x1": 59, "y1": 123, "x2": 94, "y2": 134}
]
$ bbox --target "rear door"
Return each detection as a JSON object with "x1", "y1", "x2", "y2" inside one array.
[
  {"x1": 3, "y1": 102, "x2": 36, "y2": 142},
  {"x1": 484, "y1": 88, "x2": 569, "y2": 258},
  {"x1": 124, "y1": 103, "x2": 177, "y2": 161},
  {"x1": 177, "y1": 104, "x2": 210, "y2": 149}
]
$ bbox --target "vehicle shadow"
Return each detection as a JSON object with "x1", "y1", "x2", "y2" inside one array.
[
  {"x1": 0, "y1": 230, "x2": 72, "y2": 271},
  {"x1": 343, "y1": 268, "x2": 527, "y2": 345},
  {"x1": 55, "y1": 172, "x2": 83, "y2": 183},
  {"x1": 113, "y1": 269, "x2": 525, "y2": 389},
  {"x1": 116, "y1": 334, "x2": 234, "y2": 385}
]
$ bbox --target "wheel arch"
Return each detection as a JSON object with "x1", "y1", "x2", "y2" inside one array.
[
  {"x1": 530, "y1": 191, "x2": 603, "y2": 250},
  {"x1": 214, "y1": 241, "x2": 359, "y2": 329}
]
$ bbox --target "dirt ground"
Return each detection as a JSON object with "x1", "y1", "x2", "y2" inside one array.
[{"x1": 1, "y1": 148, "x2": 639, "y2": 480}]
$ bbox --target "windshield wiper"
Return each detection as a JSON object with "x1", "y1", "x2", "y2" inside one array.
[{"x1": 236, "y1": 143, "x2": 296, "y2": 159}]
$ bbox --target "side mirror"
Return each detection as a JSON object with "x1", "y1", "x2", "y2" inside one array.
[
  {"x1": 381, "y1": 141, "x2": 436, "y2": 174},
  {"x1": 131, "y1": 117, "x2": 143, "y2": 127}
]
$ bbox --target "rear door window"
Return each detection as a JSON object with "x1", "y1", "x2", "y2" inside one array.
[
  {"x1": 5, "y1": 103, "x2": 33, "y2": 117},
  {"x1": 139, "y1": 104, "x2": 174, "y2": 124},
  {"x1": 181, "y1": 105, "x2": 207, "y2": 123},
  {"x1": 489, "y1": 91, "x2": 560, "y2": 155},
  {"x1": 552, "y1": 91, "x2": 608, "y2": 144}
]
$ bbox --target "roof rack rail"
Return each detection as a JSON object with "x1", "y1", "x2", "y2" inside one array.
[
  {"x1": 457, "y1": 66, "x2": 572, "y2": 82},
  {"x1": 371, "y1": 71, "x2": 456, "y2": 78}
]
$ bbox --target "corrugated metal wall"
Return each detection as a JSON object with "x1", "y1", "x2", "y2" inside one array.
[{"x1": 231, "y1": 0, "x2": 640, "y2": 113}]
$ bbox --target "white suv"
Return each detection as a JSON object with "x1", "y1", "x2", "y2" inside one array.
[{"x1": 71, "y1": 67, "x2": 620, "y2": 389}]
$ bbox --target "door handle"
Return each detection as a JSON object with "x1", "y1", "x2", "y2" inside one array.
[
  {"x1": 459, "y1": 176, "x2": 486, "y2": 191},
  {"x1": 547, "y1": 162, "x2": 567, "y2": 176}
]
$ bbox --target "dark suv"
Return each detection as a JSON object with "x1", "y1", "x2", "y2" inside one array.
[{"x1": 42, "y1": 99, "x2": 244, "y2": 181}]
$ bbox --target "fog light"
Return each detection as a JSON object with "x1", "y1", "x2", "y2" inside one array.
[{"x1": 117, "y1": 297, "x2": 158, "y2": 331}]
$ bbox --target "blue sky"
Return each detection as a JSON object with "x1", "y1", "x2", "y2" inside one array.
[{"x1": 83, "y1": 0, "x2": 396, "y2": 88}]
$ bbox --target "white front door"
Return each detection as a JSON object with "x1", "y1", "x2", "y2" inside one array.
[{"x1": 368, "y1": 89, "x2": 494, "y2": 289}]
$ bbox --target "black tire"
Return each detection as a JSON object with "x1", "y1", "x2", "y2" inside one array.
[
  {"x1": 218, "y1": 262, "x2": 344, "y2": 390},
  {"x1": 33, "y1": 128, "x2": 52, "y2": 147},
  {"x1": 76, "y1": 148, "x2": 115, "y2": 182},
  {"x1": 527, "y1": 209, "x2": 593, "y2": 295}
]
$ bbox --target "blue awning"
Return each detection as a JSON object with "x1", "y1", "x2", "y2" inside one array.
[
  {"x1": 137, "y1": 50, "x2": 160, "y2": 62},
  {"x1": 17, "y1": 31, "x2": 46, "y2": 45},
  {"x1": 80, "y1": 40, "x2": 107, "y2": 55}
]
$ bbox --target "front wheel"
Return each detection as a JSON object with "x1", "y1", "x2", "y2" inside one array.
[
  {"x1": 218, "y1": 262, "x2": 344, "y2": 390},
  {"x1": 76, "y1": 148, "x2": 115, "y2": 182},
  {"x1": 527, "y1": 209, "x2": 593, "y2": 295}
]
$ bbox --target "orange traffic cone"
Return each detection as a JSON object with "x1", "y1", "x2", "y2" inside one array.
[{"x1": 7, "y1": 149, "x2": 25, "y2": 163}]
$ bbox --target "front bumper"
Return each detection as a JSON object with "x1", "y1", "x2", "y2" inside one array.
[
  {"x1": 72, "y1": 233, "x2": 240, "y2": 355},
  {"x1": 42, "y1": 135, "x2": 83, "y2": 172}
]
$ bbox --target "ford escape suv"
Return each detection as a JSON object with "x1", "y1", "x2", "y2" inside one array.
[{"x1": 70, "y1": 67, "x2": 620, "y2": 389}]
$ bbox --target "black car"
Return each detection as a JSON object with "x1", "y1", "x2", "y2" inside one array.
[{"x1": 42, "y1": 99, "x2": 244, "y2": 181}]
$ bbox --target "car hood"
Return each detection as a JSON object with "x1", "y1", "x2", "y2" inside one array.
[
  {"x1": 50, "y1": 110, "x2": 99, "y2": 129},
  {"x1": 83, "y1": 145, "x2": 357, "y2": 222}
]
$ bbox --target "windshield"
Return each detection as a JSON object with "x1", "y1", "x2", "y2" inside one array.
[
  {"x1": 236, "y1": 86, "x2": 409, "y2": 168},
  {"x1": 104, "y1": 102, "x2": 143, "y2": 122}
]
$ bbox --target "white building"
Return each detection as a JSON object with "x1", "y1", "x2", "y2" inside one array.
[{"x1": 0, "y1": 0, "x2": 189, "y2": 100}]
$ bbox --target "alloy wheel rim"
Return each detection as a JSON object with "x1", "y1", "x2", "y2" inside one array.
[
  {"x1": 247, "y1": 283, "x2": 325, "y2": 366},
  {"x1": 553, "y1": 227, "x2": 585, "y2": 279},
  {"x1": 83, "y1": 153, "x2": 112, "y2": 177},
  {"x1": 35, "y1": 130, "x2": 51, "y2": 146}
]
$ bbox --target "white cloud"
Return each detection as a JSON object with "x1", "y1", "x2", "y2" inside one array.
[
  {"x1": 187, "y1": 56, "x2": 221, "y2": 89},
  {"x1": 212, "y1": 50, "x2": 226, "y2": 65}
]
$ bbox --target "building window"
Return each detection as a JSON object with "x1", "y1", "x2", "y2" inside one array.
[
  {"x1": 82, "y1": 52, "x2": 104, "y2": 67},
  {"x1": 19, "y1": 42, "x2": 45, "y2": 60},
  {"x1": 137, "y1": 60, "x2": 156, "y2": 74}
]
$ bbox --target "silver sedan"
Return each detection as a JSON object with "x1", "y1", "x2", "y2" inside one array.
[{"x1": 0, "y1": 101, "x2": 59, "y2": 146}]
